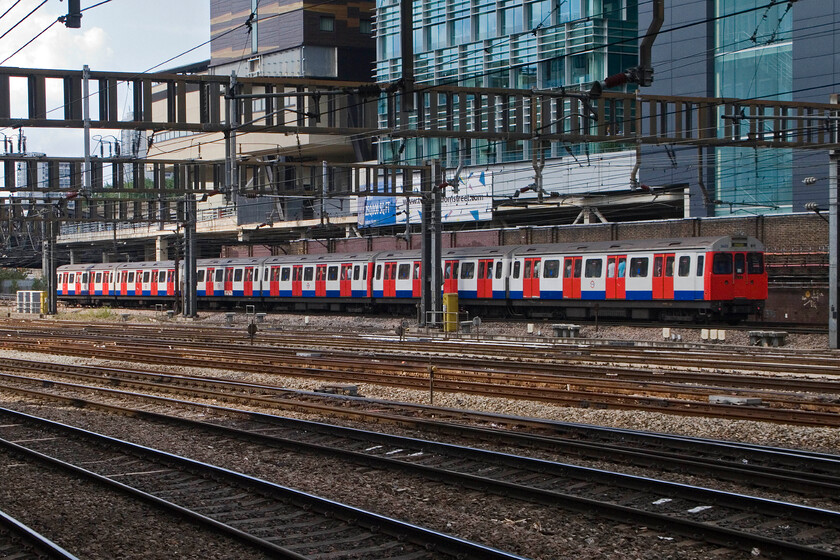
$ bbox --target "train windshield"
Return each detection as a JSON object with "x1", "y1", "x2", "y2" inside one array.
[
  {"x1": 712, "y1": 253, "x2": 733, "y2": 275},
  {"x1": 747, "y1": 252, "x2": 764, "y2": 274}
]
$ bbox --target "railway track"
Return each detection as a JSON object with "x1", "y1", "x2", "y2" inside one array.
[
  {"x1": 1, "y1": 325, "x2": 838, "y2": 426},
  {"x1": 4, "y1": 374, "x2": 840, "y2": 559},
  {"x1": 0, "y1": 510, "x2": 79, "y2": 560},
  {"x1": 0, "y1": 407, "x2": 526, "y2": 560},
  {"x1": 2, "y1": 361, "x2": 840, "y2": 501}
]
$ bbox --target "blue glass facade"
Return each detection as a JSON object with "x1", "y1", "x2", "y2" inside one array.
[
  {"x1": 375, "y1": 0, "x2": 638, "y2": 167},
  {"x1": 714, "y1": 0, "x2": 794, "y2": 215}
]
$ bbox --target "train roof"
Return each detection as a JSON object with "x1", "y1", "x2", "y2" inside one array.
[
  {"x1": 510, "y1": 236, "x2": 764, "y2": 255},
  {"x1": 262, "y1": 252, "x2": 381, "y2": 264},
  {"x1": 198, "y1": 257, "x2": 265, "y2": 266}
]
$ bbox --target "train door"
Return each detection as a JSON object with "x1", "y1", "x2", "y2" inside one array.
[
  {"x1": 443, "y1": 259, "x2": 459, "y2": 294},
  {"x1": 746, "y1": 252, "x2": 766, "y2": 299},
  {"x1": 383, "y1": 262, "x2": 397, "y2": 297},
  {"x1": 652, "y1": 253, "x2": 675, "y2": 299},
  {"x1": 477, "y1": 259, "x2": 494, "y2": 298},
  {"x1": 731, "y1": 252, "x2": 747, "y2": 298},
  {"x1": 87, "y1": 272, "x2": 94, "y2": 296},
  {"x1": 149, "y1": 269, "x2": 158, "y2": 296},
  {"x1": 292, "y1": 265, "x2": 303, "y2": 297},
  {"x1": 563, "y1": 256, "x2": 582, "y2": 299},
  {"x1": 366, "y1": 263, "x2": 373, "y2": 297},
  {"x1": 244, "y1": 267, "x2": 254, "y2": 297},
  {"x1": 203, "y1": 267, "x2": 213, "y2": 296},
  {"x1": 606, "y1": 255, "x2": 626, "y2": 299},
  {"x1": 523, "y1": 257, "x2": 541, "y2": 298},
  {"x1": 74, "y1": 273, "x2": 82, "y2": 295},
  {"x1": 224, "y1": 267, "x2": 234, "y2": 296},
  {"x1": 315, "y1": 264, "x2": 327, "y2": 297},
  {"x1": 340, "y1": 264, "x2": 353, "y2": 297},
  {"x1": 166, "y1": 270, "x2": 175, "y2": 296},
  {"x1": 412, "y1": 261, "x2": 421, "y2": 297},
  {"x1": 269, "y1": 267, "x2": 281, "y2": 297},
  {"x1": 132, "y1": 271, "x2": 141, "y2": 295}
]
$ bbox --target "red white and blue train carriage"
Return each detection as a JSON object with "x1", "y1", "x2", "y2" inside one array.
[{"x1": 56, "y1": 235, "x2": 767, "y2": 321}]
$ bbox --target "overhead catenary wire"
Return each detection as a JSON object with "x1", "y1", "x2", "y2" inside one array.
[{"x1": 0, "y1": 0, "x2": 834, "y2": 211}]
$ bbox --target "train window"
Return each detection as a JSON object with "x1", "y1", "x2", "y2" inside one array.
[
  {"x1": 354, "y1": 265, "x2": 360, "y2": 281},
  {"x1": 167, "y1": 271, "x2": 173, "y2": 282},
  {"x1": 712, "y1": 253, "x2": 732, "y2": 275},
  {"x1": 128, "y1": 272, "x2": 135, "y2": 283},
  {"x1": 617, "y1": 258, "x2": 626, "y2": 277},
  {"x1": 234, "y1": 269, "x2": 243, "y2": 282},
  {"x1": 245, "y1": 269, "x2": 253, "y2": 282},
  {"x1": 678, "y1": 256, "x2": 691, "y2": 277},
  {"x1": 143, "y1": 272, "x2": 150, "y2": 283},
  {"x1": 81, "y1": 273, "x2": 87, "y2": 284},
  {"x1": 495, "y1": 261, "x2": 503, "y2": 279},
  {"x1": 512, "y1": 261, "x2": 521, "y2": 279},
  {"x1": 197, "y1": 270, "x2": 205, "y2": 282},
  {"x1": 478, "y1": 262, "x2": 485, "y2": 280},
  {"x1": 653, "y1": 256, "x2": 663, "y2": 277},
  {"x1": 413, "y1": 262, "x2": 421, "y2": 279},
  {"x1": 375, "y1": 265, "x2": 382, "y2": 280},
  {"x1": 95, "y1": 273, "x2": 101, "y2": 283},
  {"x1": 584, "y1": 259, "x2": 602, "y2": 278},
  {"x1": 444, "y1": 263, "x2": 451, "y2": 279},
  {"x1": 328, "y1": 266, "x2": 339, "y2": 281},
  {"x1": 363, "y1": 266, "x2": 367, "y2": 280},
  {"x1": 665, "y1": 256, "x2": 675, "y2": 277},
  {"x1": 574, "y1": 259, "x2": 582, "y2": 278},
  {"x1": 397, "y1": 263, "x2": 410, "y2": 279},
  {"x1": 563, "y1": 259, "x2": 573, "y2": 278},
  {"x1": 215, "y1": 269, "x2": 224, "y2": 282},
  {"x1": 747, "y1": 252, "x2": 764, "y2": 274},
  {"x1": 524, "y1": 260, "x2": 532, "y2": 279},
  {"x1": 283, "y1": 268, "x2": 292, "y2": 282},
  {"x1": 629, "y1": 257, "x2": 648, "y2": 278},
  {"x1": 70, "y1": 273, "x2": 76, "y2": 283},
  {"x1": 461, "y1": 262, "x2": 475, "y2": 279},
  {"x1": 304, "y1": 267, "x2": 314, "y2": 281},
  {"x1": 452, "y1": 262, "x2": 459, "y2": 279},
  {"x1": 340, "y1": 266, "x2": 348, "y2": 281},
  {"x1": 544, "y1": 259, "x2": 559, "y2": 278},
  {"x1": 533, "y1": 261, "x2": 540, "y2": 278},
  {"x1": 159, "y1": 271, "x2": 166, "y2": 282},
  {"x1": 734, "y1": 254, "x2": 745, "y2": 274},
  {"x1": 696, "y1": 255, "x2": 704, "y2": 276}
]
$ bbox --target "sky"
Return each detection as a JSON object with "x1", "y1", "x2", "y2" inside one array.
[{"x1": 0, "y1": 0, "x2": 211, "y2": 157}]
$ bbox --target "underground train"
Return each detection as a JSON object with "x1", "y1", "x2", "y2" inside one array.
[{"x1": 56, "y1": 235, "x2": 767, "y2": 322}]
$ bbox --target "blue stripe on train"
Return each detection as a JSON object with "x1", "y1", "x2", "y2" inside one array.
[{"x1": 673, "y1": 290, "x2": 704, "y2": 300}]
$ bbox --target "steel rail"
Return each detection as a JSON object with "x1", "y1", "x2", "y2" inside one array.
[
  {"x1": 2, "y1": 364, "x2": 840, "y2": 499},
  {"x1": 0, "y1": 510, "x2": 80, "y2": 560},
  {"x1": 0, "y1": 407, "x2": 526, "y2": 560},
  {"x1": 2, "y1": 337, "x2": 839, "y2": 426},
  {"x1": 2, "y1": 389, "x2": 840, "y2": 559}
]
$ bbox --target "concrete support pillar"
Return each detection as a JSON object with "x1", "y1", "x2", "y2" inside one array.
[{"x1": 155, "y1": 236, "x2": 169, "y2": 261}]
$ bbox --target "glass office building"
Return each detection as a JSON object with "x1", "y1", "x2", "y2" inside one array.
[
  {"x1": 714, "y1": 0, "x2": 793, "y2": 215},
  {"x1": 374, "y1": 0, "x2": 638, "y2": 168}
]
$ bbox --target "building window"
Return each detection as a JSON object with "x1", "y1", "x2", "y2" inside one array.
[
  {"x1": 320, "y1": 16, "x2": 335, "y2": 32},
  {"x1": 360, "y1": 19, "x2": 372, "y2": 34}
]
